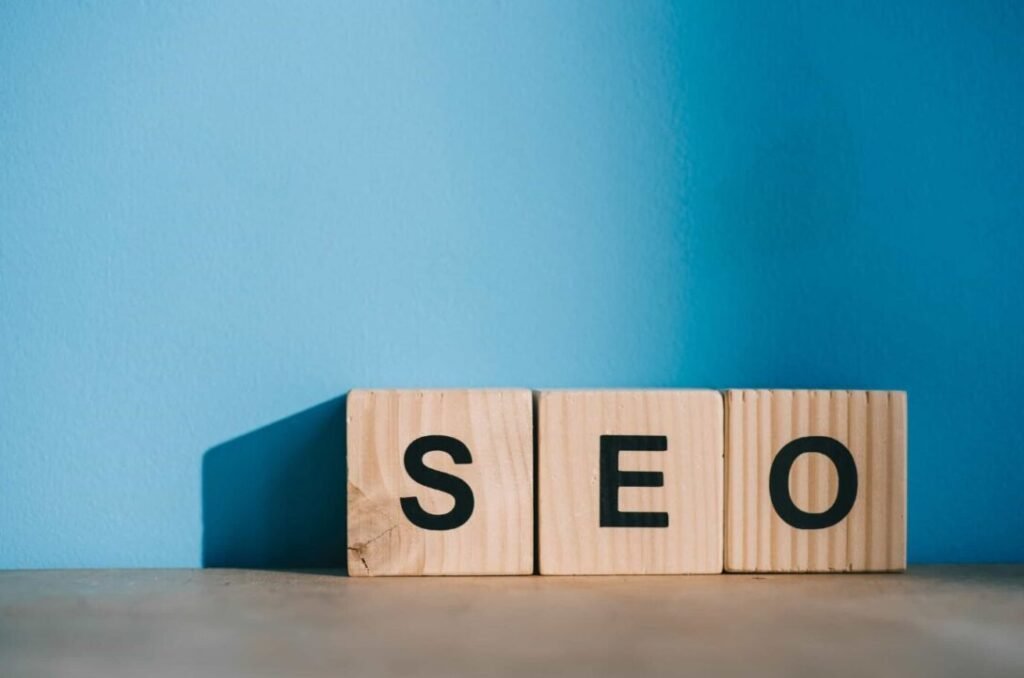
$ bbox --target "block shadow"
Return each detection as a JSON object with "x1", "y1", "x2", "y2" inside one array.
[{"x1": 201, "y1": 394, "x2": 348, "y2": 571}]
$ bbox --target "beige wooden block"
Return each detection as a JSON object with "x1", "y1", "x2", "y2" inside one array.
[
  {"x1": 725, "y1": 390, "x2": 907, "y2": 572},
  {"x1": 537, "y1": 390, "x2": 723, "y2": 575},
  {"x1": 346, "y1": 389, "x2": 533, "y2": 576}
]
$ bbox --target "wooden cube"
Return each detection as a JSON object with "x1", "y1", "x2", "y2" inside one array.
[
  {"x1": 346, "y1": 389, "x2": 533, "y2": 576},
  {"x1": 537, "y1": 390, "x2": 723, "y2": 575},
  {"x1": 725, "y1": 390, "x2": 907, "y2": 572}
]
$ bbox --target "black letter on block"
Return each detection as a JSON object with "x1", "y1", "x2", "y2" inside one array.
[
  {"x1": 769, "y1": 436, "x2": 858, "y2": 530},
  {"x1": 400, "y1": 435, "x2": 475, "y2": 530},
  {"x1": 599, "y1": 435, "x2": 669, "y2": 528}
]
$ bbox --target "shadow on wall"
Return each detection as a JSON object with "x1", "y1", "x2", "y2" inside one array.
[{"x1": 202, "y1": 394, "x2": 348, "y2": 571}]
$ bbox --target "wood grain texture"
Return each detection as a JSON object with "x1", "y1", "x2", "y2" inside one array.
[
  {"x1": 538, "y1": 390, "x2": 723, "y2": 574},
  {"x1": 9, "y1": 567, "x2": 1020, "y2": 678},
  {"x1": 725, "y1": 390, "x2": 907, "y2": 572},
  {"x1": 347, "y1": 389, "x2": 533, "y2": 575}
]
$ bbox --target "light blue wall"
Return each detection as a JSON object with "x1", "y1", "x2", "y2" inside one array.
[{"x1": 2, "y1": 1, "x2": 1022, "y2": 568}]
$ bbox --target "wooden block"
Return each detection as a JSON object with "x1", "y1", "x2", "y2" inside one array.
[
  {"x1": 725, "y1": 390, "x2": 907, "y2": 572},
  {"x1": 537, "y1": 390, "x2": 723, "y2": 574},
  {"x1": 346, "y1": 389, "x2": 533, "y2": 576}
]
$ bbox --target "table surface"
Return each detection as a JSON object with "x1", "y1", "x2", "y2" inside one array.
[{"x1": 2, "y1": 566, "x2": 1022, "y2": 677}]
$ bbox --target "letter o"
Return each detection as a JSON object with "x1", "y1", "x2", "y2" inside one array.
[{"x1": 769, "y1": 436, "x2": 858, "y2": 530}]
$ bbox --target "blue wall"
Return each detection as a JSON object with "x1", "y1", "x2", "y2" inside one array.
[{"x1": 2, "y1": 1, "x2": 1022, "y2": 568}]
